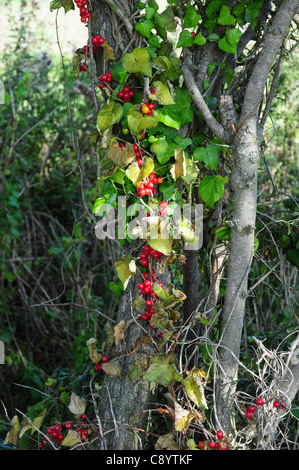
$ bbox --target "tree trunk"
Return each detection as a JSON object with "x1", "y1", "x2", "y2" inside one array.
[{"x1": 215, "y1": 0, "x2": 299, "y2": 434}]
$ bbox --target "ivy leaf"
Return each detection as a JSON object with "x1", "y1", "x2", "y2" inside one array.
[
  {"x1": 152, "y1": 56, "x2": 181, "y2": 81},
  {"x1": 61, "y1": 430, "x2": 82, "y2": 447},
  {"x1": 125, "y1": 156, "x2": 155, "y2": 186},
  {"x1": 107, "y1": 142, "x2": 136, "y2": 168},
  {"x1": 215, "y1": 225, "x2": 231, "y2": 241},
  {"x1": 181, "y1": 157, "x2": 199, "y2": 185},
  {"x1": 218, "y1": 28, "x2": 242, "y2": 54},
  {"x1": 198, "y1": 175, "x2": 228, "y2": 207},
  {"x1": 144, "y1": 354, "x2": 183, "y2": 387},
  {"x1": 115, "y1": 256, "x2": 136, "y2": 290},
  {"x1": 182, "y1": 370, "x2": 208, "y2": 408},
  {"x1": 148, "y1": 237, "x2": 172, "y2": 256},
  {"x1": 150, "y1": 138, "x2": 176, "y2": 164},
  {"x1": 245, "y1": 0, "x2": 263, "y2": 28},
  {"x1": 217, "y1": 5, "x2": 236, "y2": 26},
  {"x1": 154, "y1": 12, "x2": 167, "y2": 40},
  {"x1": 102, "y1": 360, "x2": 122, "y2": 377},
  {"x1": 193, "y1": 141, "x2": 220, "y2": 171},
  {"x1": 4, "y1": 415, "x2": 19, "y2": 446},
  {"x1": 122, "y1": 48, "x2": 152, "y2": 77},
  {"x1": 127, "y1": 105, "x2": 159, "y2": 134},
  {"x1": 86, "y1": 338, "x2": 102, "y2": 363},
  {"x1": 135, "y1": 19, "x2": 154, "y2": 39},
  {"x1": 158, "y1": 88, "x2": 193, "y2": 129},
  {"x1": 205, "y1": 0, "x2": 226, "y2": 18},
  {"x1": 169, "y1": 147, "x2": 185, "y2": 178},
  {"x1": 50, "y1": 0, "x2": 75, "y2": 13},
  {"x1": 152, "y1": 81, "x2": 175, "y2": 105},
  {"x1": 160, "y1": 6, "x2": 177, "y2": 32},
  {"x1": 183, "y1": 6, "x2": 202, "y2": 28},
  {"x1": 194, "y1": 32, "x2": 207, "y2": 46},
  {"x1": 110, "y1": 62, "x2": 128, "y2": 84},
  {"x1": 177, "y1": 30, "x2": 194, "y2": 48},
  {"x1": 155, "y1": 433, "x2": 180, "y2": 450},
  {"x1": 72, "y1": 55, "x2": 80, "y2": 79},
  {"x1": 174, "y1": 401, "x2": 197, "y2": 432},
  {"x1": 102, "y1": 42, "x2": 116, "y2": 61},
  {"x1": 68, "y1": 392, "x2": 87, "y2": 417},
  {"x1": 97, "y1": 101, "x2": 123, "y2": 132}
]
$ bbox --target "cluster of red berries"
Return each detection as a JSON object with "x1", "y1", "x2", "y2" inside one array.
[
  {"x1": 198, "y1": 430, "x2": 227, "y2": 450},
  {"x1": 245, "y1": 397, "x2": 286, "y2": 418},
  {"x1": 139, "y1": 245, "x2": 163, "y2": 268},
  {"x1": 98, "y1": 72, "x2": 113, "y2": 89},
  {"x1": 137, "y1": 172, "x2": 163, "y2": 197},
  {"x1": 74, "y1": 0, "x2": 90, "y2": 22},
  {"x1": 40, "y1": 414, "x2": 89, "y2": 449},
  {"x1": 117, "y1": 86, "x2": 135, "y2": 103},
  {"x1": 94, "y1": 355, "x2": 108, "y2": 373}
]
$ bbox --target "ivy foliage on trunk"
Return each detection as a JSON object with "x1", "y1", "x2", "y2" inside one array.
[{"x1": 43, "y1": 0, "x2": 299, "y2": 450}]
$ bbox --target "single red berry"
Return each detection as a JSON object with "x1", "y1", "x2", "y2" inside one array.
[
  {"x1": 135, "y1": 151, "x2": 141, "y2": 158},
  {"x1": 118, "y1": 91, "x2": 124, "y2": 98},
  {"x1": 107, "y1": 72, "x2": 113, "y2": 79},
  {"x1": 123, "y1": 92, "x2": 130, "y2": 100},
  {"x1": 98, "y1": 37, "x2": 105, "y2": 44},
  {"x1": 128, "y1": 90, "x2": 134, "y2": 97},
  {"x1": 101, "y1": 356, "x2": 108, "y2": 363},
  {"x1": 54, "y1": 424, "x2": 61, "y2": 432},
  {"x1": 99, "y1": 83, "x2": 105, "y2": 89},
  {"x1": 80, "y1": 64, "x2": 88, "y2": 71},
  {"x1": 51, "y1": 430, "x2": 58, "y2": 439},
  {"x1": 245, "y1": 411, "x2": 253, "y2": 419},
  {"x1": 81, "y1": 414, "x2": 87, "y2": 420},
  {"x1": 256, "y1": 398, "x2": 264, "y2": 406},
  {"x1": 123, "y1": 86, "x2": 130, "y2": 93},
  {"x1": 57, "y1": 433, "x2": 64, "y2": 441},
  {"x1": 160, "y1": 208, "x2": 168, "y2": 216},
  {"x1": 219, "y1": 442, "x2": 227, "y2": 450},
  {"x1": 145, "y1": 300, "x2": 152, "y2": 307},
  {"x1": 198, "y1": 441, "x2": 204, "y2": 449},
  {"x1": 191, "y1": 31, "x2": 196, "y2": 37},
  {"x1": 160, "y1": 201, "x2": 168, "y2": 208},
  {"x1": 137, "y1": 159, "x2": 143, "y2": 166},
  {"x1": 81, "y1": 16, "x2": 87, "y2": 22},
  {"x1": 138, "y1": 283, "x2": 144, "y2": 290},
  {"x1": 273, "y1": 400, "x2": 280, "y2": 408},
  {"x1": 133, "y1": 144, "x2": 139, "y2": 151},
  {"x1": 65, "y1": 422, "x2": 72, "y2": 430},
  {"x1": 39, "y1": 443, "x2": 43, "y2": 449},
  {"x1": 47, "y1": 427, "x2": 53, "y2": 434},
  {"x1": 147, "y1": 110, "x2": 153, "y2": 115},
  {"x1": 100, "y1": 74, "x2": 108, "y2": 81},
  {"x1": 82, "y1": 429, "x2": 89, "y2": 436},
  {"x1": 216, "y1": 430, "x2": 223, "y2": 440},
  {"x1": 140, "y1": 315, "x2": 148, "y2": 321},
  {"x1": 248, "y1": 405, "x2": 256, "y2": 413},
  {"x1": 209, "y1": 441, "x2": 216, "y2": 448},
  {"x1": 140, "y1": 259, "x2": 149, "y2": 267}
]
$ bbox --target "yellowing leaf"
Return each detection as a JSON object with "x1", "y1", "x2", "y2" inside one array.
[
  {"x1": 107, "y1": 142, "x2": 136, "y2": 168},
  {"x1": 102, "y1": 360, "x2": 122, "y2": 377},
  {"x1": 101, "y1": 42, "x2": 116, "y2": 61},
  {"x1": 182, "y1": 369, "x2": 208, "y2": 409},
  {"x1": 68, "y1": 392, "x2": 87, "y2": 417},
  {"x1": 170, "y1": 148, "x2": 186, "y2": 179},
  {"x1": 155, "y1": 433, "x2": 179, "y2": 450},
  {"x1": 86, "y1": 337, "x2": 102, "y2": 363},
  {"x1": 114, "y1": 319, "x2": 127, "y2": 347},
  {"x1": 61, "y1": 430, "x2": 82, "y2": 447},
  {"x1": 152, "y1": 81, "x2": 175, "y2": 105},
  {"x1": 174, "y1": 401, "x2": 197, "y2": 432},
  {"x1": 148, "y1": 237, "x2": 172, "y2": 256},
  {"x1": 4, "y1": 415, "x2": 19, "y2": 446},
  {"x1": 115, "y1": 256, "x2": 136, "y2": 290}
]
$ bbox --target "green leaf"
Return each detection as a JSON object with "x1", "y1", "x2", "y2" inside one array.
[
  {"x1": 125, "y1": 156, "x2": 155, "y2": 186},
  {"x1": 115, "y1": 256, "x2": 136, "y2": 290},
  {"x1": 245, "y1": 0, "x2": 263, "y2": 28},
  {"x1": 50, "y1": 0, "x2": 75, "y2": 13},
  {"x1": 148, "y1": 237, "x2": 172, "y2": 256},
  {"x1": 215, "y1": 225, "x2": 231, "y2": 241},
  {"x1": 182, "y1": 370, "x2": 208, "y2": 408},
  {"x1": 194, "y1": 32, "x2": 207, "y2": 46},
  {"x1": 158, "y1": 88, "x2": 193, "y2": 130},
  {"x1": 61, "y1": 430, "x2": 82, "y2": 447},
  {"x1": 135, "y1": 19, "x2": 154, "y2": 39},
  {"x1": 160, "y1": 6, "x2": 177, "y2": 32},
  {"x1": 218, "y1": 28, "x2": 242, "y2": 54},
  {"x1": 159, "y1": 180, "x2": 176, "y2": 200},
  {"x1": 154, "y1": 12, "x2": 167, "y2": 39},
  {"x1": 193, "y1": 141, "x2": 220, "y2": 171},
  {"x1": 122, "y1": 48, "x2": 152, "y2": 77},
  {"x1": 198, "y1": 175, "x2": 228, "y2": 207},
  {"x1": 217, "y1": 5, "x2": 236, "y2": 25},
  {"x1": 150, "y1": 138, "x2": 176, "y2": 164},
  {"x1": 183, "y1": 6, "x2": 202, "y2": 28},
  {"x1": 148, "y1": 33, "x2": 161, "y2": 49},
  {"x1": 144, "y1": 354, "x2": 183, "y2": 387},
  {"x1": 111, "y1": 62, "x2": 128, "y2": 84},
  {"x1": 205, "y1": 0, "x2": 226, "y2": 18},
  {"x1": 72, "y1": 55, "x2": 80, "y2": 79},
  {"x1": 97, "y1": 101, "x2": 123, "y2": 132},
  {"x1": 177, "y1": 30, "x2": 194, "y2": 48},
  {"x1": 127, "y1": 105, "x2": 159, "y2": 134},
  {"x1": 152, "y1": 81, "x2": 175, "y2": 105},
  {"x1": 152, "y1": 56, "x2": 182, "y2": 81}
]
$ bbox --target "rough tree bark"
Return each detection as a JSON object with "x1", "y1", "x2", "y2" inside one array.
[{"x1": 214, "y1": 0, "x2": 299, "y2": 434}]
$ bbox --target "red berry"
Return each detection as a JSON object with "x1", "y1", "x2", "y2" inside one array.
[
  {"x1": 51, "y1": 430, "x2": 58, "y2": 439},
  {"x1": 123, "y1": 92, "x2": 130, "y2": 100},
  {"x1": 137, "y1": 159, "x2": 143, "y2": 166},
  {"x1": 54, "y1": 424, "x2": 61, "y2": 432},
  {"x1": 191, "y1": 32, "x2": 196, "y2": 37},
  {"x1": 81, "y1": 414, "x2": 87, "y2": 420},
  {"x1": 138, "y1": 283, "x2": 144, "y2": 290},
  {"x1": 147, "y1": 110, "x2": 153, "y2": 115},
  {"x1": 160, "y1": 201, "x2": 168, "y2": 208},
  {"x1": 100, "y1": 74, "x2": 108, "y2": 81},
  {"x1": 219, "y1": 442, "x2": 227, "y2": 450},
  {"x1": 123, "y1": 86, "x2": 130, "y2": 93},
  {"x1": 248, "y1": 405, "x2": 256, "y2": 413},
  {"x1": 145, "y1": 300, "x2": 152, "y2": 307},
  {"x1": 80, "y1": 64, "x2": 88, "y2": 71},
  {"x1": 160, "y1": 208, "x2": 168, "y2": 216},
  {"x1": 47, "y1": 427, "x2": 53, "y2": 434},
  {"x1": 57, "y1": 433, "x2": 64, "y2": 441},
  {"x1": 245, "y1": 411, "x2": 253, "y2": 419},
  {"x1": 216, "y1": 430, "x2": 223, "y2": 440},
  {"x1": 135, "y1": 151, "x2": 141, "y2": 158},
  {"x1": 101, "y1": 356, "x2": 108, "y2": 363},
  {"x1": 198, "y1": 441, "x2": 204, "y2": 449},
  {"x1": 133, "y1": 144, "x2": 139, "y2": 151},
  {"x1": 98, "y1": 37, "x2": 105, "y2": 44},
  {"x1": 209, "y1": 441, "x2": 216, "y2": 448},
  {"x1": 256, "y1": 398, "x2": 264, "y2": 406},
  {"x1": 273, "y1": 400, "x2": 280, "y2": 408},
  {"x1": 140, "y1": 259, "x2": 149, "y2": 267},
  {"x1": 65, "y1": 422, "x2": 72, "y2": 430},
  {"x1": 128, "y1": 90, "x2": 134, "y2": 97},
  {"x1": 81, "y1": 16, "x2": 87, "y2": 22},
  {"x1": 140, "y1": 315, "x2": 148, "y2": 321},
  {"x1": 99, "y1": 83, "x2": 105, "y2": 89},
  {"x1": 118, "y1": 91, "x2": 124, "y2": 98}
]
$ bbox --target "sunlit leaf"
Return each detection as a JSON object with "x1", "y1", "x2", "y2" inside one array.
[
  {"x1": 68, "y1": 392, "x2": 87, "y2": 417},
  {"x1": 115, "y1": 256, "x2": 136, "y2": 290}
]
